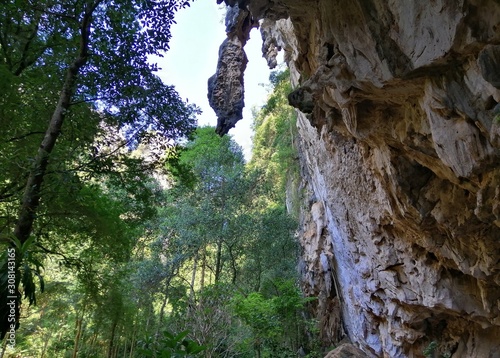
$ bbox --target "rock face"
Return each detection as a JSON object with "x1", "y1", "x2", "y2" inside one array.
[
  {"x1": 208, "y1": 5, "x2": 257, "y2": 135},
  {"x1": 211, "y1": 1, "x2": 500, "y2": 357},
  {"x1": 324, "y1": 342, "x2": 368, "y2": 358}
]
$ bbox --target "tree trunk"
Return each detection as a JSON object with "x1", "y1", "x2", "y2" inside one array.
[
  {"x1": 112, "y1": 337, "x2": 120, "y2": 358},
  {"x1": 89, "y1": 331, "x2": 98, "y2": 353},
  {"x1": 158, "y1": 278, "x2": 171, "y2": 326},
  {"x1": 201, "y1": 248, "x2": 206, "y2": 290},
  {"x1": 4, "y1": 3, "x2": 98, "y2": 338},
  {"x1": 41, "y1": 332, "x2": 51, "y2": 358},
  {"x1": 256, "y1": 342, "x2": 261, "y2": 358},
  {"x1": 189, "y1": 253, "x2": 198, "y2": 303},
  {"x1": 107, "y1": 320, "x2": 118, "y2": 358},
  {"x1": 13, "y1": 3, "x2": 94, "y2": 246},
  {"x1": 14, "y1": 66, "x2": 78, "y2": 244},
  {"x1": 215, "y1": 240, "x2": 222, "y2": 283},
  {"x1": 128, "y1": 327, "x2": 137, "y2": 358},
  {"x1": 155, "y1": 279, "x2": 170, "y2": 343},
  {"x1": 145, "y1": 304, "x2": 152, "y2": 333},
  {"x1": 40, "y1": 306, "x2": 52, "y2": 358},
  {"x1": 228, "y1": 243, "x2": 238, "y2": 284},
  {"x1": 71, "y1": 316, "x2": 83, "y2": 358},
  {"x1": 122, "y1": 333, "x2": 128, "y2": 358}
]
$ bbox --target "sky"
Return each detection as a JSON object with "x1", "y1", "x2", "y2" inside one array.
[{"x1": 151, "y1": 1, "x2": 276, "y2": 160}]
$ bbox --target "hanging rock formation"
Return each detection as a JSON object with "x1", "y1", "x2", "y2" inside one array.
[
  {"x1": 207, "y1": 4, "x2": 257, "y2": 135},
  {"x1": 209, "y1": 1, "x2": 500, "y2": 357}
]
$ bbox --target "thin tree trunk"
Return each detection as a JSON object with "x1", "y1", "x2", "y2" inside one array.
[
  {"x1": 145, "y1": 304, "x2": 152, "y2": 333},
  {"x1": 41, "y1": 332, "x2": 51, "y2": 358},
  {"x1": 215, "y1": 240, "x2": 222, "y2": 283},
  {"x1": 190, "y1": 253, "x2": 198, "y2": 303},
  {"x1": 227, "y1": 243, "x2": 238, "y2": 284},
  {"x1": 122, "y1": 333, "x2": 128, "y2": 358},
  {"x1": 88, "y1": 331, "x2": 99, "y2": 355},
  {"x1": 72, "y1": 316, "x2": 83, "y2": 358},
  {"x1": 107, "y1": 320, "x2": 118, "y2": 358},
  {"x1": 128, "y1": 327, "x2": 137, "y2": 358},
  {"x1": 112, "y1": 337, "x2": 119, "y2": 358},
  {"x1": 158, "y1": 278, "x2": 171, "y2": 326},
  {"x1": 200, "y1": 248, "x2": 206, "y2": 290},
  {"x1": 256, "y1": 343, "x2": 261, "y2": 358},
  {"x1": 155, "y1": 280, "x2": 170, "y2": 343},
  {"x1": 40, "y1": 305, "x2": 52, "y2": 358}
]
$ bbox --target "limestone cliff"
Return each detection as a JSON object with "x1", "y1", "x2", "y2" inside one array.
[{"x1": 209, "y1": 1, "x2": 500, "y2": 357}]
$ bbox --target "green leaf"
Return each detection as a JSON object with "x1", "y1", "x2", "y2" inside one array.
[
  {"x1": 174, "y1": 330, "x2": 190, "y2": 343},
  {"x1": 185, "y1": 341, "x2": 206, "y2": 354},
  {"x1": 160, "y1": 350, "x2": 172, "y2": 358},
  {"x1": 21, "y1": 235, "x2": 36, "y2": 255},
  {"x1": 7, "y1": 236, "x2": 22, "y2": 252}
]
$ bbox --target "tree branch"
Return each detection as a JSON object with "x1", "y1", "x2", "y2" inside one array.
[
  {"x1": 13, "y1": 11, "x2": 41, "y2": 76},
  {"x1": 69, "y1": 96, "x2": 112, "y2": 106},
  {"x1": 36, "y1": 243, "x2": 84, "y2": 270},
  {"x1": 5, "y1": 131, "x2": 45, "y2": 143},
  {"x1": 0, "y1": 183, "x2": 25, "y2": 201},
  {"x1": 0, "y1": 27, "x2": 12, "y2": 69}
]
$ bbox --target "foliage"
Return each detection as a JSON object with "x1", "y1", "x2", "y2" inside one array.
[
  {"x1": 234, "y1": 292, "x2": 280, "y2": 340},
  {"x1": 423, "y1": 341, "x2": 451, "y2": 358},
  {"x1": 238, "y1": 204, "x2": 298, "y2": 292},
  {"x1": 1, "y1": 51, "x2": 317, "y2": 357},
  {"x1": 249, "y1": 69, "x2": 299, "y2": 213},
  {"x1": 423, "y1": 341, "x2": 438, "y2": 357},
  {"x1": 164, "y1": 127, "x2": 248, "y2": 285},
  {"x1": 233, "y1": 279, "x2": 314, "y2": 357},
  {"x1": 0, "y1": 0, "x2": 197, "y2": 338},
  {"x1": 173, "y1": 283, "x2": 249, "y2": 358},
  {"x1": 139, "y1": 330, "x2": 206, "y2": 358}
]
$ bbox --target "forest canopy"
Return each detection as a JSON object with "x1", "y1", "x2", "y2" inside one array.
[{"x1": 0, "y1": 0, "x2": 197, "y2": 339}]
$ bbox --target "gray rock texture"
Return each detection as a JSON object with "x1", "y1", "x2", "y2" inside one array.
[
  {"x1": 324, "y1": 342, "x2": 368, "y2": 358},
  {"x1": 210, "y1": 0, "x2": 500, "y2": 356}
]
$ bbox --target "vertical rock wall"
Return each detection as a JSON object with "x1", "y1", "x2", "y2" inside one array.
[{"x1": 210, "y1": 1, "x2": 500, "y2": 356}]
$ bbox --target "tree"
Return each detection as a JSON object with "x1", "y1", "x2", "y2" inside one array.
[
  {"x1": 233, "y1": 279, "x2": 312, "y2": 357},
  {"x1": 249, "y1": 69, "x2": 298, "y2": 209},
  {"x1": 0, "y1": 0, "x2": 197, "y2": 338},
  {"x1": 166, "y1": 127, "x2": 248, "y2": 286}
]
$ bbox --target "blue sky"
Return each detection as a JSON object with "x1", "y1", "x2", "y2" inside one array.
[{"x1": 152, "y1": 1, "x2": 275, "y2": 160}]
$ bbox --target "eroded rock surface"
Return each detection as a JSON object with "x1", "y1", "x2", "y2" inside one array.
[
  {"x1": 324, "y1": 342, "x2": 368, "y2": 358},
  {"x1": 210, "y1": 1, "x2": 500, "y2": 357},
  {"x1": 208, "y1": 5, "x2": 256, "y2": 135}
]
